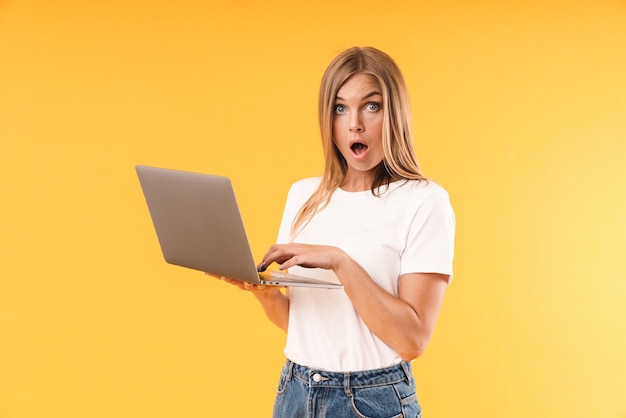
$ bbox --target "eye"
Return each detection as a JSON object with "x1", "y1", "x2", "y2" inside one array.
[
  {"x1": 365, "y1": 102, "x2": 381, "y2": 112},
  {"x1": 333, "y1": 104, "x2": 346, "y2": 114}
]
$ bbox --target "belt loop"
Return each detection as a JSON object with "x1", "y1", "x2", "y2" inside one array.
[
  {"x1": 400, "y1": 361, "x2": 412, "y2": 384},
  {"x1": 343, "y1": 373, "x2": 352, "y2": 397},
  {"x1": 286, "y1": 359, "x2": 294, "y2": 382}
]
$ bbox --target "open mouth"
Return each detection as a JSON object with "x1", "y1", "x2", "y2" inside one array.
[{"x1": 350, "y1": 142, "x2": 368, "y2": 156}]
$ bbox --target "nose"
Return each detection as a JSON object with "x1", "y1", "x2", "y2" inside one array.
[{"x1": 349, "y1": 114, "x2": 364, "y2": 132}]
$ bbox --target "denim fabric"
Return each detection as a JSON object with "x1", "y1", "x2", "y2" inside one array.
[{"x1": 272, "y1": 359, "x2": 421, "y2": 418}]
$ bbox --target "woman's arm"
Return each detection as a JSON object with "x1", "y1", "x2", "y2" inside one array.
[
  {"x1": 251, "y1": 286, "x2": 290, "y2": 333},
  {"x1": 335, "y1": 255, "x2": 448, "y2": 361},
  {"x1": 260, "y1": 243, "x2": 448, "y2": 361},
  {"x1": 209, "y1": 275, "x2": 290, "y2": 333}
]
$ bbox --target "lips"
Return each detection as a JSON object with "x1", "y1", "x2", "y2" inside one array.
[{"x1": 350, "y1": 142, "x2": 369, "y2": 156}]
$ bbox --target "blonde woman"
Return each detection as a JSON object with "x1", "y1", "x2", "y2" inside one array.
[{"x1": 222, "y1": 47, "x2": 455, "y2": 417}]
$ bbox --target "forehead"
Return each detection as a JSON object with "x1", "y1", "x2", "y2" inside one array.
[{"x1": 336, "y1": 73, "x2": 381, "y2": 98}]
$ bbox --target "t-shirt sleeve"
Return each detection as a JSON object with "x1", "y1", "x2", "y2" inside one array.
[
  {"x1": 276, "y1": 178, "x2": 321, "y2": 244},
  {"x1": 400, "y1": 188, "x2": 456, "y2": 280},
  {"x1": 276, "y1": 188, "x2": 297, "y2": 244}
]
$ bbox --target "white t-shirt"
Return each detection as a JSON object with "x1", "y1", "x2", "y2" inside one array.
[{"x1": 276, "y1": 177, "x2": 455, "y2": 372}]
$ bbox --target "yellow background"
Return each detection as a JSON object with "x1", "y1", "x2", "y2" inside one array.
[{"x1": 1, "y1": 0, "x2": 625, "y2": 417}]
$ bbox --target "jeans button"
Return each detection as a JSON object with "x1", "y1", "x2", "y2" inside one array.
[{"x1": 312, "y1": 373, "x2": 322, "y2": 382}]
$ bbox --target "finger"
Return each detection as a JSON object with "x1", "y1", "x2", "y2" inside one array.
[
  {"x1": 265, "y1": 246, "x2": 298, "y2": 268},
  {"x1": 279, "y1": 258, "x2": 299, "y2": 271},
  {"x1": 261, "y1": 244, "x2": 279, "y2": 261}
]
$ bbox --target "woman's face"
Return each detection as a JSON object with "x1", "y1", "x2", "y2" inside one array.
[{"x1": 332, "y1": 73, "x2": 384, "y2": 188}]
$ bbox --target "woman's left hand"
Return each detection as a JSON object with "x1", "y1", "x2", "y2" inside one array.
[{"x1": 259, "y1": 243, "x2": 348, "y2": 273}]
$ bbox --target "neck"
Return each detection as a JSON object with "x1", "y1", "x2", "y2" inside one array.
[{"x1": 340, "y1": 172, "x2": 374, "y2": 192}]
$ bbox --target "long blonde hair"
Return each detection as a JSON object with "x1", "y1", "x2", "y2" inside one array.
[{"x1": 292, "y1": 46, "x2": 426, "y2": 237}]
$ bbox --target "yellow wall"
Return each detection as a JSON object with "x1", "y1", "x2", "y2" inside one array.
[{"x1": 1, "y1": 0, "x2": 625, "y2": 417}]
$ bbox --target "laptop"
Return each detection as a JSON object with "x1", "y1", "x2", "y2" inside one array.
[{"x1": 135, "y1": 165, "x2": 343, "y2": 289}]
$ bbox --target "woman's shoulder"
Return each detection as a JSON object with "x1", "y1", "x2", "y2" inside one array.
[
  {"x1": 387, "y1": 179, "x2": 453, "y2": 213},
  {"x1": 393, "y1": 178, "x2": 450, "y2": 199},
  {"x1": 282, "y1": 177, "x2": 321, "y2": 208}
]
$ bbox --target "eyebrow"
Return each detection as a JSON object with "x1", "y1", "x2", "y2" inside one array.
[{"x1": 335, "y1": 91, "x2": 382, "y2": 102}]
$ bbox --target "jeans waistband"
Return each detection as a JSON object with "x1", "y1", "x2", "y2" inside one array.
[{"x1": 284, "y1": 359, "x2": 413, "y2": 389}]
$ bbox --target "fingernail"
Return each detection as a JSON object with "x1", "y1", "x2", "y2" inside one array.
[{"x1": 258, "y1": 262, "x2": 266, "y2": 272}]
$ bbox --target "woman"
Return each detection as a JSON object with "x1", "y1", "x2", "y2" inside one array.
[{"x1": 221, "y1": 46, "x2": 455, "y2": 417}]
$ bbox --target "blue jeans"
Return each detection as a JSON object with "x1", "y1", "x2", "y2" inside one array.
[{"x1": 272, "y1": 359, "x2": 421, "y2": 418}]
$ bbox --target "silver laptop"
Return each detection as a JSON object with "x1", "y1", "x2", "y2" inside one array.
[{"x1": 136, "y1": 165, "x2": 342, "y2": 289}]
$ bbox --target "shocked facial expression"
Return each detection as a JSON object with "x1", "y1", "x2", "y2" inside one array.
[{"x1": 332, "y1": 73, "x2": 384, "y2": 186}]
